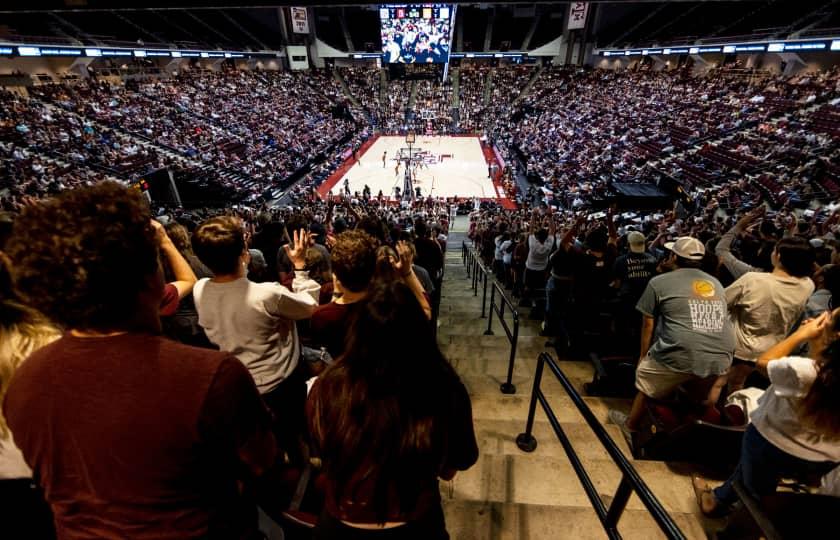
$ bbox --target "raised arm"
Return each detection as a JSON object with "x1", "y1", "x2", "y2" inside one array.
[
  {"x1": 395, "y1": 241, "x2": 432, "y2": 319},
  {"x1": 607, "y1": 207, "x2": 618, "y2": 246},
  {"x1": 715, "y1": 208, "x2": 764, "y2": 279},
  {"x1": 152, "y1": 219, "x2": 197, "y2": 299},
  {"x1": 561, "y1": 216, "x2": 585, "y2": 251},
  {"x1": 756, "y1": 311, "x2": 834, "y2": 376}
]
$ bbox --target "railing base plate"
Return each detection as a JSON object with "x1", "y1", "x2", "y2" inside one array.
[
  {"x1": 500, "y1": 382, "x2": 516, "y2": 394},
  {"x1": 516, "y1": 433, "x2": 537, "y2": 453},
  {"x1": 483, "y1": 330, "x2": 494, "y2": 336}
]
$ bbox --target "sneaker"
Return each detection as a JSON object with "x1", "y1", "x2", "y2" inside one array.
[{"x1": 608, "y1": 409, "x2": 635, "y2": 450}]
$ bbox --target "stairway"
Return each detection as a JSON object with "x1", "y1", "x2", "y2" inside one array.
[
  {"x1": 514, "y1": 65, "x2": 544, "y2": 104},
  {"x1": 437, "y1": 217, "x2": 709, "y2": 540},
  {"x1": 333, "y1": 70, "x2": 360, "y2": 108}
]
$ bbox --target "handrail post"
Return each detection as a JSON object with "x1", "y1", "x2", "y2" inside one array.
[
  {"x1": 515, "y1": 353, "x2": 544, "y2": 453},
  {"x1": 500, "y1": 309, "x2": 519, "y2": 394},
  {"x1": 473, "y1": 259, "x2": 480, "y2": 296},
  {"x1": 480, "y1": 269, "x2": 488, "y2": 318},
  {"x1": 484, "y1": 285, "x2": 495, "y2": 335},
  {"x1": 465, "y1": 250, "x2": 471, "y2": 278},
  {"x1": 605, "y1": 476, "x2": 634, "y2": 536}
]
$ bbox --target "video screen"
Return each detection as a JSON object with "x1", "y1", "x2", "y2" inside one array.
[{"x1": 379, "y1": 4, "x2": 452, "y2": 63}]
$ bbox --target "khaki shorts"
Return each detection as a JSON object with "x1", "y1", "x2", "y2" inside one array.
[{"x1": 635, "y1": 353, "x2": 697, "y2": 399}]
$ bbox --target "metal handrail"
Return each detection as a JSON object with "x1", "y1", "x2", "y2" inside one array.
[
  {"x1": 517, "y1": 353, "x2": 686, "y2": 540},
  {"x1": 462, "y1": 241, "x2": 490, "y2": 318},
  {"x1": 483, "y1": 281, "x2": 520, "y2": 395}
]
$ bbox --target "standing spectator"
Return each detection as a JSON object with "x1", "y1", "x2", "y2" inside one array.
[
  {"x1": 613, "y1": 231, "x2": 658, "y2": 354},
  {"x1": 311, "y1": 230, "x2": 379, "y2": 359},
  {"x1": 609, "y1": 237, "x2": 735, "y2": 447},
  {"x1": 721, "y1": 236, "x2": 815, "y2": 394},
  {"x1": 522, "y1": 212, "x2": 556, "y2": 307},
  {"x1": 308, "y1": 281, "x2": 478, "y2": 538},
  {"x1": 4, "y1": 182, "x2": 276, "y2": 538},
  {"x1": 192, "y1": 218, "x2": 319, "y2": 463},
  {"x1": 154, "y1": 220, "x2": 198, "y2": 318},
  {"x1": 0, "y1": 254, "x2": 60, "y2": 539},
  {"x1": 161, "y1": 221, "x2": 213, "y2": 347}
]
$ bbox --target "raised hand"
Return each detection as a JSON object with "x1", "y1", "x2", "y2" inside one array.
[
  {"x1": 393, "y1": 240, "x2": 414, "y2": 277},
  {"x1": 284, "y1": 228, "x2": 312, "y2": 269}
]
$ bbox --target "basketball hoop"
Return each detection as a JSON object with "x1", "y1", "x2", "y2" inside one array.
[{"x1": 405, "y1": 131, "x2": 416, "y2": 144}]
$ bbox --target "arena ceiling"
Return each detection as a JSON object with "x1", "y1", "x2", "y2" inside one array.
[{"x1": 0, "y1": 0, "x2": 760, "y2": 12}]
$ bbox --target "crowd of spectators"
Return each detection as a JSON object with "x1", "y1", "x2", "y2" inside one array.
[
  {"x1": 456, "y1": 64, "x2": 491, "y2": 132},
  {"x1": 467, "y1": 187, "x2": 840, "y2": 517},
  {"x1": 410, "y1": 79, "x2": 454, "y2": 134},
  {"x1": 338, "y1": 65, "x2": 382, "y2": 125},
  {"x1": 380, "y1": 79, "x2": 412, "y2": 133},
  {"x1": 496, "y1": 66, "x2": 840, "y2": 211},
  {"x1": 0, "y1": 181, "x2": 469, "y2": 538},
  {"x1": 26, "y1": 68, "x2": 359, "y2": 203},
  {"x1": 3, "y1": 59, "x2": 840, "y2": 537},
  {"x1": 0, "y1": 88, "x2": 173, "y2": 208}
]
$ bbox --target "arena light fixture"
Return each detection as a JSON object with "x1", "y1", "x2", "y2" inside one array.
[{"x1": 598, "y1": 36, "x2": 838, "y2": 57}]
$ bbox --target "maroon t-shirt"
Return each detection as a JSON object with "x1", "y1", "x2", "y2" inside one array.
[
  {"x1": 310, "y1": 301, "x2": 363, "y2": 359},
  {"x1": 3, "y1": 332, "x2": 274, "y2": 540}
]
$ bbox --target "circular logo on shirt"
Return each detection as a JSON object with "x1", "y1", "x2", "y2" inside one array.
[{"x1": 692, "y1": 279, "x2": 716, "y2": 298}]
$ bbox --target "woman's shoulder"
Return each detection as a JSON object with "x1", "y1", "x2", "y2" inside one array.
[{"x1": 768, "y1": 356, "x2": 818, "y2": 395}]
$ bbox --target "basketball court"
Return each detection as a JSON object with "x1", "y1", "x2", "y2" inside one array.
[{"x1": 318, "y1": 135, "x2": 508, "y2": 202}]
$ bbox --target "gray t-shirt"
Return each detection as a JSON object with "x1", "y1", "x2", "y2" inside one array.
[{"x1": 636, "y1": 268, "x2": 735, "y2": 377}]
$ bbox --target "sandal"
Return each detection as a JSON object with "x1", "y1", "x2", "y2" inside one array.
[{"x1": 691, "y1": 476, "x2": 728, "y2": 518}]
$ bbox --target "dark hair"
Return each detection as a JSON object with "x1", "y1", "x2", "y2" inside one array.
[
  {"x1": 164, "y1": 222, "x2": 193, "y2": 254},
  {"x1": 798, "y1": 311, "x2": 840, "y2": 436},
  {"x1": 6, "y1": 182, "x2": 158, "y2": 331},
  {"x1": 674, "y1": 255, "x2": 703, "y2": 269},
  {"x1": 305, "y1": 247, "x2": 332, "y2": 285},
  {"x1": 331, "y1": 230, "x2": 378, "y2": 293},
  {"x1": 357, "y1": 216, "x2": 388, "y2": 244},
  {"x1": 585, "y1": 228, "x2": 607, "y2": 252},
  {"x1": 823, "y1": 265, "x2": 840, "y2": 308},
  {"x1": 192, "y1": 216, "x2": 245, "y2": 275},
  {"x1": 309, "y1": 281, "x2": 462, "y2": 521},
  {"x1": 535, "y1": 228, "x2": 549, "y2": 243},
  {"x1": 413, "y1": 218, "x2": 428, "y2": 238},
  {"x1": 776, "y1": 237, "x2": 815, "y2": 278}
]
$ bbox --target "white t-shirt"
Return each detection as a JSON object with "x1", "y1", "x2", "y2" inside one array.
[
  {"x1": 500, "y1": 240, "x2": 513, "y2": 265},
  {"x1": 193, "y1": 272, "x2": 320, "y2": 394},
  {"x1": 525, "y1": 234, "x2": 555, "y2": 271},
  {"x1": 751, "y1": 356, "x2": 840, "y2": 463},
  {"x1": 494, "y1": 236, "x2": 505, "y2": 261}
]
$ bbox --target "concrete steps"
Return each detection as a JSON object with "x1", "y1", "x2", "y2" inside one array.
[{"x1": 438, "y1": 216, "x2": 708, "y2": 539}]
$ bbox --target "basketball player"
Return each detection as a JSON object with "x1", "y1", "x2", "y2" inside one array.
[
  {"x1": 395, "y1": 161, "x2": 400, "y2": 177},
  {"x1": 382, "y1": 151, "x2": 387, "y2": 168}
]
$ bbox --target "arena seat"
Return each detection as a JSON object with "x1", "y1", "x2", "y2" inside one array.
[
  {"x1": 634, "y1": 390, "x2": 745, "y2": 466},
  {"x1": 584, "y1": 353, "x2": 637, "y2": 398},
  {"x1": 717, "y1": 480, "x2": 840, "y2": 540}
]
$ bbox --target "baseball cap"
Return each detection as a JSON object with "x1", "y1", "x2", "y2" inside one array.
[
  {"x1": 664, "y1": 236, "x2": 705, "y2": 260},
  {"x1": 627, "y1": 231, "x2": 646, "y2": 253}
]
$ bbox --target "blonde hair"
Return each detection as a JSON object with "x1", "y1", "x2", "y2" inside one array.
[{"x1": 0, "y1": 300, "x2": 61, "y2": 438}]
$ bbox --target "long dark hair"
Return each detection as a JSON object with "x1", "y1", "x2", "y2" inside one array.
[
  {"x1": 799, "y1": 310, "x2": 840, "y2": 436},
  {"x1": 310, "y1": 280, "x2": 459, "y2": 522}
]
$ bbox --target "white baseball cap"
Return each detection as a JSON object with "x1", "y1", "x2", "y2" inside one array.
[{"x1": 664, "y1": 236, "x2": 705, "y2": 260}]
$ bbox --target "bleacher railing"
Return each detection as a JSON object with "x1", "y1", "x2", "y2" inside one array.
[
  {"x1": 483, "y1": 281, "x2": 520, "y2": 395},
  {"x1": 517, "y1": 352, "x2": 686, "y2": 540},
  {"x1": 462, "y1": 241, "x2": 520, "y2": 394},
  {"x1": 462, "y1": 241, "x2": 489, "y2": 318}
]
